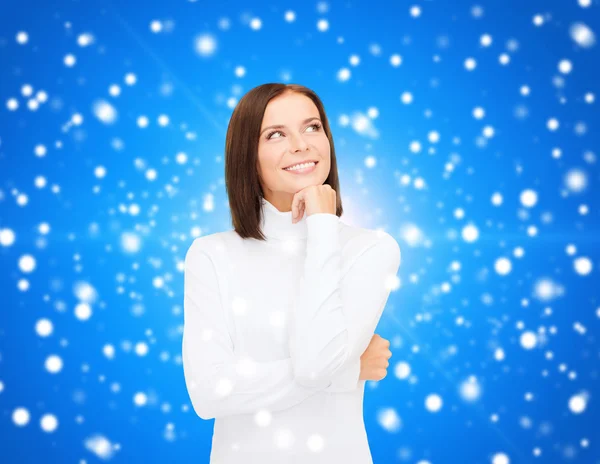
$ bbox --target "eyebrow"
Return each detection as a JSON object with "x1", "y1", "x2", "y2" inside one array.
[{"x1": 260, "y1": 117, "x2": 321, "y2": 136}]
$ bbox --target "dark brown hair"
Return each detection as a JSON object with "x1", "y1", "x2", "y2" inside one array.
[{"x1": 225, "y1": 83, "x2": 344, "y2": 241}]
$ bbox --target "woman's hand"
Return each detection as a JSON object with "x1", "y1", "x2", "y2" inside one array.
[
  {"x1": 359, "y1": 334, "x2": 392, "y2": 381},
  {"x1": 291, "y1": 184, "x2": 336, "y2": 224}
]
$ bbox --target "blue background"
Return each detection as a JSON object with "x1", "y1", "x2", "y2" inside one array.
[{"x1": 1, "y1": 0, "x2": 599, "y2": 463}]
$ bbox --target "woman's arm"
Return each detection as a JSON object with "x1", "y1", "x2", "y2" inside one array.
[
  {"x1": 182, "y1": 239, "x2": 325, "y2": 420},
  {"x1": 290, "y1": 213, "x2": 401, "y2": 392}
]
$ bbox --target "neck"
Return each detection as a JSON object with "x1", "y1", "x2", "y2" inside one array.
[{"x1": 260, "y1": 197, "x2": 307, "y2": 240}]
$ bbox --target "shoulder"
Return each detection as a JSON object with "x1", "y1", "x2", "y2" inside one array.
[
  {"x1": 184, "y1": 232, "x2": 231, "y2": 266},
  {"x1": 339, "y1": 220, "x2": 401, "y2": 269}
]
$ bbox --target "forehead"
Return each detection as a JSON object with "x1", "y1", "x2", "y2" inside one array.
[{"x1": 261, "y1": 93, "x2": 320, "y2": 125}]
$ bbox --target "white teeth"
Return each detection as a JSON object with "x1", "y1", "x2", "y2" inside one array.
[{"x1": 284, "y1": 162, "x2": 316, "y2": 171}]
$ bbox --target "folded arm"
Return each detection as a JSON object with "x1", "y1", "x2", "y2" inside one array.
[
  {"x1": 290, "y1": 214, "x2": 401, "y2": 392},
  {"x1": 182, "y1": 239, "x2": 325, "y2": 420}
]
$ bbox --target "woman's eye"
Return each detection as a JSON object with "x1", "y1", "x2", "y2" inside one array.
[{"x1": 266, "y1": 123, "x2": 321, "y2": 140}]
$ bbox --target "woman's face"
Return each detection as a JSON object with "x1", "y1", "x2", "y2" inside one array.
[{"x1": 257, "y1": 92, "x2": 331, "y2": 206}]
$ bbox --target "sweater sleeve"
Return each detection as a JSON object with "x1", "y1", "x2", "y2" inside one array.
[
  {"x1": 290, "y1": 213, "x2": 401, "y2": 392},
  {"x1": 182, "y1": 239, "x2": 325, "y2": 420}
]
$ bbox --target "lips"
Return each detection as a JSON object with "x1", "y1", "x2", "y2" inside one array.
[{"x1": 282, "y1": 160, "x2": 319, "y2": 170}]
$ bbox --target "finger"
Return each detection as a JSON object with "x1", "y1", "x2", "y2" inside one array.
[
  {"x1": 294, "y1": 203, "x2": 304, "y2": 224},
  {"x1": 291, "y1": 190, "x2": 305, "y2": 222}
]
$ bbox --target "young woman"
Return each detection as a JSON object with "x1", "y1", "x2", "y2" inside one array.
[{"x1": 182, "y1": 83, "x2": 401, "y2": 463}]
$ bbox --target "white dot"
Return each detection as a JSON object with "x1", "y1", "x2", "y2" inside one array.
[
  {"x1": 564, "y1": 168, "x2": 587, "y2": 192},
  {"x1": 491, "y1": 192, "x2": 503, "y2": 206},
  {"x1": 520, "y1": 331, "x2": 537, "y2": 349},
  {"x1": 464, "y1": 57, "x2": 477, "y2": 70},
  {"x1": 568, "y1": 394, "x2": 587, "y2": 413},
  {"x1": 133, "y1": 392, "x2": 148, "y2": 406},
  {"x1": 6, "y1": 98, "x2": 19, "y2": 111},
  {"x1": 284, "y1": 11, "x2": 296, "y2": 23},
  {"x1": 409, "y1": 140, "x2": 421, "y2": 153},
  {"x1": 36, "y1": 318, "x2": 53, "y2": 337},
  {"x1": 77, "y1": 33, "x2": 95, "y2": 47},
  {"x1": 574, "y1": 257, "x2": 592, "y2": 276},
  {"x1": 146, "y1": 169, "x2": 157, "y2": 181},
  {"x1": 377, "y1": 407, "x2": 402, "y2": 432},
  {"x1": 92, "y1": 99, "x2": 118, "y2": 124},
  {"x1": 254, "y1": 409, "x2": 272, "y2": 427},
  {"x1": 425, "y1": 394, "x2": 443, "y2": 412},
  {"x1": 480, "y1": 34, "x2": 492, "y2": 47},
  {"x1": 135, "y1": 342, "x2": 149, "y2": 356},
  {"x1": 137, "y1": 116, "x2": 149, "y2": 128},
  {"x1": 494, "y1": 257, "x2": 512, "y2": 275},
  {"x1": 95, "y1": 166, "x2": 107, "y2": 178},
  {"x1": 34, "y1": 145, "x2": 46, "y2": 158},
  {"x1": 157, "y1": 114, "x2": 169, "y2": 126},
  {"x1": 194, "y1": 34, "x2": 217, "y2": 56},
  {"x1": 274, "y1": 428, "x2": 295, "y2": 449},
  {"x1": 492, "y1": 453, "x2": 510, "y2": 464},
  {"x1": 109, "y1": 84, "x2": 121, "y2": 97},
  {"x1": 40, "y1": 414, "x2": 58, "y2": 432},
  {"x1": 316, "y1": 19, "x2": 329, "y2": 32},
  {"x1": 12, "y1": 407, "x2": 30, "y2": 426},
  {"x1": 121, "y1": 231, "x2": 142, "y2": 253},
  {"x1": 175, "y1": 152, "x2": 188, "y2": 164},
  {"x1": 558, "y1": 59, "x2": 573, "y2": 74},
  {"x1": 150, "y1": 20, "x2": 163, "y2": 33},
  {"x1": 520, "y1": 189, "x2": 538, "y2": 208},
  {"x1": 45, "y1": 354, "x2": 63, "y2": 373},
  {"x1": 390, "y1": 54, "x2": 402, "y2": 67},
  {"x1": 72, "y1": 113, "x2": 84, "y2": 125},
  {"x1": 394, "y1": 361, "x2": 411, "y2": 379},
  {"x1": 365, "y1": 156, "x2": 377, "y2": 168},
  {"x1": 401, "y1": 92, "x2": 413, "y2": 104},
  {"x1": 125, "y1": 73, "x2": 137, "y2": 86},
  {"x1": 460, "y1": 376, "x2": 481, "y2": 402},
  {"x1": 103, "y1": 344, "x2": 116, "y2": 359},
  {"x1": 16, "y1": 31, "x2": 29, "y2": 44},
  {"x1": 306, "y1": 434, "x2": 325, "y2": 452},
  {"x1": 34, "y1": 176, "x2": 47, "y2": 188},
  {"x1": 0, "y1": 228, "x2": 16, "y2": 246},
  {"x1": 246, "y1": 17, "x2": 261, "y2": 30},
  {"x1": 18, "y1": 254, "x2": 36, "y2": 273},
  {"x1": 547, "y1": 118, "x2": 559, "y2": 131},
  {"x1": 570, "y1": 22, "x2": 596, "y2": 48},
  {"x1": 215, "y1": 377, "x2": 233, "y2": 397},
  {"x1": 473, "y1": 107, "x2": 485, "y2": 119},
  {"x1": 64, "y1": 54, "x2": 76, "y2": 67},
  {"x1": 75, "y1": 302, "x2": 92, "y2": 321},
  {"x1": 16, "y1": 193, "x2": 29, "y2": 206},
  {"x1": 410, "y1": 5, "x2": 421, "y2": 17},
  {"x1": 462, "y1": 224, "x2": 479, "y2": 243},
  {"x1": 234, "y1": 66, "x2": 246, "y2": 78},
  {"x1": 337, "y1": 67, "x2": 351, "y2": 82}
]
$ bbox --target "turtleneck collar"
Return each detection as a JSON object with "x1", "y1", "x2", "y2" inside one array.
[{"x1": 260, "y1": 197, "x2": 307, "y2": 240}]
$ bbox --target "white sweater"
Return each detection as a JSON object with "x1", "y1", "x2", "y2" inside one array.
[{"x1": 182, "y1": 196, "x2": 401, "y2": 464}]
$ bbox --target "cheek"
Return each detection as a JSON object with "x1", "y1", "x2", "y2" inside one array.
[{"x1": 258, "y1": 149, "x2": 283, "y2": 179}]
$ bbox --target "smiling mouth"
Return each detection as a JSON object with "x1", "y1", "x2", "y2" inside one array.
[{"x1": 282, "y1": 161, "x2": 319, "y2": 171}]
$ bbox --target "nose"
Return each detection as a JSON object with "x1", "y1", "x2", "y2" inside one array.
[{"x1": 289, "y1": 136, "x2": 310, "y2": 153}]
